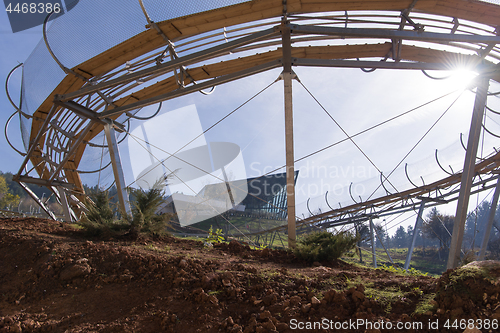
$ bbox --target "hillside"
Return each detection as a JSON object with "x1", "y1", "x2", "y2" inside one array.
[{"x1": 1, "y1": 218, "x2": 499, "y2": 333}]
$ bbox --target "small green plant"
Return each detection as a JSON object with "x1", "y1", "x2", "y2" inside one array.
[
  {"x1": 412, "y1": 287, "x2": 424, "y2": 296},
  {"x1": 122, "y1": 178, "x2": 173, "y2": 239},
  {"x1": 205, "y1": 225, "x2": 224, "y2": 244},
  {"x1": 293, "y1": 230, "x2": 359, "y2": 263},
  {"x1": 79, "y1": 188, "x2": 124, "y2": 236},
  {"x1": 413, "y1": 293, "x2": 437, "y2": 315},
  {"x1": 376, "y1": 264, "x2": 428, "y2": 277}
]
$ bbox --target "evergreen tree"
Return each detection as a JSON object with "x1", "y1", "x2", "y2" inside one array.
[{"x1": 422, "y1": 207, "x2": 454, "y2": 253}]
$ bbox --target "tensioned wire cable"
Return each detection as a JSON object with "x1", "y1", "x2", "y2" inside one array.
[
  {"x1": 127, "y1": 130, "x2": 294, "y2": 220},
  {"x1": 129, "y1": 77, "x2": 461, "y2": 224},
  {"x1": 126, "y1": 79, "x2": 278, "y2": 188},
  {"x1": 126, "y1": 77, "x2": 459, "y2": 231},
  {"x1": 121, "y1": 82, "x2": 293, "y2": 244},
  {"x1": 121, "y1": 74, "x2": 468, "y2": 240},
  {"x1": 298, "y1": 80, "x2": 400, "y2": 195},
  {"x1": 365, "y1": 89, "x2": 465, "y2": 202},
  {"x1": 253, "y1": 88, "x2": 463, "y2": 183},
  {"x1": 253, "y1": 87, "x2": 468, "y2": 232},
  {"x1": 123, "y1": 79, "x2": 302, "y2": 221},
  {"x1": 128, "y1": 132, "x2": 260, "y2": 246}
]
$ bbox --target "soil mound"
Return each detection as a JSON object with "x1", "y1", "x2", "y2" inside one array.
[{"x1": 0, "y1": 217, "x2": 496, "y2": 332}]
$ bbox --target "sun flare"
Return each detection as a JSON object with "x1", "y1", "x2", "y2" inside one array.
[{"x1": 449, "y1": 68, "x2": 478, "y2": 90}]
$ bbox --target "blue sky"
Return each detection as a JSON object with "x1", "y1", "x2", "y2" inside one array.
[
  {"x1": 2, "y1": 3, "x2": 500, "y2": 234},
  {"x1": 1, "y1": 8, "x2": 42, "y2": 174}
]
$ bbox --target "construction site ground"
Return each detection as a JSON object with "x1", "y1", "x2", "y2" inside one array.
[{"x1": 1, "y1": 217, "x2": 500, "y2": 333}]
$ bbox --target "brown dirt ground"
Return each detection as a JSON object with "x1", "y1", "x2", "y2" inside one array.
[{"x1": 1, "y1": 217, "x2": 499, "y2": 333}]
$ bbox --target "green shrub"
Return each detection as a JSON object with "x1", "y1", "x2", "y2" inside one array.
[
  {"x1": 80, "y1": 178, "x2": 173, "y2": 238},
  {"x1": 79, "y1": 188, "x2": 124, "y2": 236},
  {"x1": 123, "y1": 180, "x2": 173, "y2": 239},
  {"x1": 294, "y1": 230, "x2": 358, "y2": 263}
]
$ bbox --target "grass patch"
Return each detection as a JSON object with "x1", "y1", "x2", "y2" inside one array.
[
  {"x1": 413, "y1": 293, "x2": 437, "y2": 315},
  {"x1": 341, "y1": 247, "x2": 445, "y2": 276}
]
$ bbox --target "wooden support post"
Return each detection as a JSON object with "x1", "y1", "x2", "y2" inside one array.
[
  {"x1": 281, "y1": 22, "x2": 296, "y2": 249},
  {"x1": 447, "y1": 76, "x2": 489, "y2": 269}
]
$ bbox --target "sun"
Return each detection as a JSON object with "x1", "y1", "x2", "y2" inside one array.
[{"x1": 449, "y1": 68, "x2": 478, "y2": 90}]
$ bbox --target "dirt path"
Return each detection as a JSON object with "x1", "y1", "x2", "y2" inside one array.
[{"x1": 0, "y1": 218, "x2": 499, "y2": 332}]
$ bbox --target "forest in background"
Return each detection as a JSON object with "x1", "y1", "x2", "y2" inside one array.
[{"x1": 2, "y1": 169, "x2": 500, "y2": 260}]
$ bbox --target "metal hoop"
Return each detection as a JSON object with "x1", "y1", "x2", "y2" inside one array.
[
  {"x1": 421, "y1": 69, "x2": 451, "y2": 80},
  {"x1": 4, "y1": 111, "x2": 27, "y2": 156},
  {"x1": 435, "y1": 149, "x2": 454, "y2": 175},
  {"x1": 76, "y1": 161, "x2": 112, "y2": 174},
  {"x1": 200, "y1": 85, "x2": 216, "y2": 95},
  {"x1": 126, "y1": 102, "x2": 162, "y2": 120},
  {"x1": 43, "y1": 12, "x2": 88, "y2": 81}
]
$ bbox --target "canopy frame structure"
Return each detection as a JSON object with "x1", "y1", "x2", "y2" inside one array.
[{"x1": 6, "y1": 0, "x2": 500, "y2": 267}]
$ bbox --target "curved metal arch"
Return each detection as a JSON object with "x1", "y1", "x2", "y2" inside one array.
[
  {"x1": 199, "y1": 85, "x2": 216, "y2": 95},
  {"x1": 380, "y1": 172, "x2": 392, "y2": 196},
  {"x1": 76, "y1": 161, "x2": 113, "y2": 174},
  {"x1": 126, "y1": 102, "x2": 162, "y2": 120},
  {"x1": 460, "y1": 132, "x2": 487, "y2": 161},
  {"x1": 482, "y1": 123, "x2": 500, "y2": 139},
  {"x1": 421, "y1": 69, "x2": 451, "y2": 80},
  {"x1": 104, "y1": 180, "x2": 117, "y2": 193},
  {"x1": 5, "y1": 63, "x2": 26, "y2": 115},
  {"x1": 349, "y1": 182, "x2": 359, "y2": 204},
  {"x1": 404, "y1": 163, "x2": 420, "y2": 188},
  {"x1": 138, "y1": 0, "x2": 153, "y2": 25},
  {"x1": 4, "y1": 111, "x2": 27, "y2": 156},
  {"x1": 306, "y1": 198, "x2": 313, "y2": 216},
  {"x1": 357, "y1": 58, "x2": 376, "y2": 73},
  {"x1": 325, "y1": 191, "x2": 334, "y2": 211},
  {"x1": 460, "y1": 132, "x2": 467, "y2": 151},
  {"x1": 435, "y1": 149, "x2": 454, "y2": 176},
  {"x1": 43, "y1": 12, "x2": 88, "y2": 82},
  {"x1": 486, "y1": 105, "x2": 500, "y2": 116}
]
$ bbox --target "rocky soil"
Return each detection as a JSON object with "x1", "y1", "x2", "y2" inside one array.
[{"x1": 1, "y1": 217, "x2": 500, "y2": 332}]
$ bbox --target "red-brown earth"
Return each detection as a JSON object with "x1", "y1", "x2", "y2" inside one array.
[{"x1": 1, "y1": 217, "x2": 500, "y2": 333}]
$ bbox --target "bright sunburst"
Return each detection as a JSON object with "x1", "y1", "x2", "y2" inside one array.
[{"x1": 449, "y1": 68, "x2": 478, "y2": 90}]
